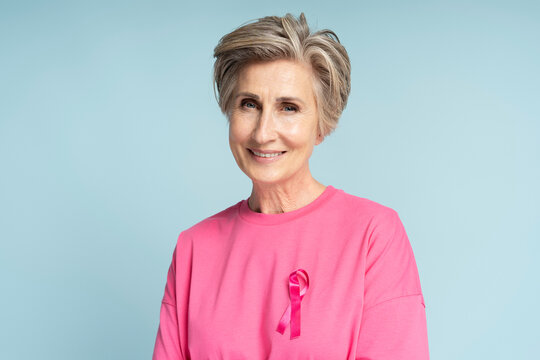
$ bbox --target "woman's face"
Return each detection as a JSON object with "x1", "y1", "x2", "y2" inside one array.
[{"x1": 228, "y1": 59, "x2": 323, "y2": 186}]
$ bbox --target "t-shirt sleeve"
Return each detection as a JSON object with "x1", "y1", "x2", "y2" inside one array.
[
  {"x1": 153, "y1": 233, "x2": 191, "y2": 360},
  {"x1": 356, "y1": 209, "x2": 429, "y2": 359}
]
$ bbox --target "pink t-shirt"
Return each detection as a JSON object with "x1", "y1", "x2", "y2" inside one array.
[{"x1": 153, "y1": 185, "x2": 429, "y2": 359}]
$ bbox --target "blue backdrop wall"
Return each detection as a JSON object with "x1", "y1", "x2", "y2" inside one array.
[{"x1": 1, "y1": 0, "x2": 538, "y2": 359}]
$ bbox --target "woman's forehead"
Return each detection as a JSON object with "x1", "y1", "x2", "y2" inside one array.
[{"x1": 235, "y1": 60, "x2": 316, "y2": 100}]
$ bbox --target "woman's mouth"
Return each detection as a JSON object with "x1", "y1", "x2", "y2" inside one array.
[
  {"x1": 250, "y1": 150, "x2": 285, "y2": 157},
  {"x1": 248, "y1": 149, "x2": 287, "y2": 162}
]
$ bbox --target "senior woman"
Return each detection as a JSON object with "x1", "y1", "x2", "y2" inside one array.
[{"x1": 153, "y1": 13, "x2": 429, "y2": 360}]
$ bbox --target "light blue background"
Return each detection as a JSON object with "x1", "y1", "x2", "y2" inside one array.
[{"x1": 1, "y1": 0, "x2": 538, "y2": 359}]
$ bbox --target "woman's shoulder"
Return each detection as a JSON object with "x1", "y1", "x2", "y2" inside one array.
[
  {"x1": 334, "y1": 186, "x2": 399, "y2": 219},
  {"x1": 178, "y1": 200, "x2": 243, "y2": 238},
  {"x1": 334, "y1": 188, "x2": 407, "y2": 245}
]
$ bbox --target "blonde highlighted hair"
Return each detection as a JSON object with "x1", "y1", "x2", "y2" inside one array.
[{"x1": 213, "y1": 13, "x2": 351, "y2": 138}]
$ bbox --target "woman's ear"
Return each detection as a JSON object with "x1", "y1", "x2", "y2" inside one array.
[{"x1": 315, "y1": 133, "x2": 324, "y2": 146}]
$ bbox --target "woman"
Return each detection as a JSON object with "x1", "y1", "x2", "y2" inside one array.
[{"x1": 153, "y1": 13, "x2": 429, "y2": 359}]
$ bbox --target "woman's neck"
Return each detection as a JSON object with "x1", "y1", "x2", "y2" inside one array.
[{"x1": 248, "y1": 176, "x2": 326, "y2": 214}]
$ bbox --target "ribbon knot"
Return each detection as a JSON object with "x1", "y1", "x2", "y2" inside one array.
[{"x1": 276, "y1": 268, "x2": 310, "y2": 339}]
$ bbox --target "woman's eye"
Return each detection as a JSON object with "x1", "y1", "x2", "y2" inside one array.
[
  {"x1": 242, "y1": 101, "x2": 257, "y2": 109},
  {"x1": 283, "y1": 104, "x2": 298, "y2": 112}
]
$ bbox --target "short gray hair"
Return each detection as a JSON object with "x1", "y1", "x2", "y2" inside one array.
[{"x1": 213, "y1": 13, "x2": 351, "y2": 138}]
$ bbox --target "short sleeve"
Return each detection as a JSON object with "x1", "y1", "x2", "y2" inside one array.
[
  {"x1": 153, "y1": 233, "x2": 191, "y2": 360},
  {"x1": 356, "y1": 210, "x2": 429, "y2": 359}
]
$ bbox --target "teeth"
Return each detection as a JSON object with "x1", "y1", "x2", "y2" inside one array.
[{"x1": 252, "y1": 150, "x2": 284, "y2": 158}]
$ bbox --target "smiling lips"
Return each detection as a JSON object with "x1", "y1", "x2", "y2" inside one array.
[{"x1": 248, "y1": 148, "x2": 287, "y2": 159}]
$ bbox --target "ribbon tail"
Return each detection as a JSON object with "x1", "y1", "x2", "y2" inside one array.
[
  {"x1": 289, "y1": 275, "x2": 301, "y2": 339},
  {"x1": 276, "y1": 303, "x2": 291, "y2": 334}
]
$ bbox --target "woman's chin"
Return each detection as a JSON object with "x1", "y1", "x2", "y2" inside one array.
[{"x1": 246, "y1": 172, "x2": 287, "y2": 185}]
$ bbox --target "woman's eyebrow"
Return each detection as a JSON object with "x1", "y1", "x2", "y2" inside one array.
[
  {"x1": 235, "y1": 92, "x2": 305, "y2": 106},
  {"x1": 276, "y1": 96, "x2": 305, "y2": 106},
  {"x1": 235, "y1": 92, "x2": 259, "y2": 99}
]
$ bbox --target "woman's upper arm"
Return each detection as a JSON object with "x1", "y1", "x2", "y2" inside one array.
[
  {"x1": 356, "y1": 209, "x2": 429, "y2": 359},
  {"x1": 153, "y1": 232, "x2": 192, "y2": 360},
  {"x1": 153, "y1": 301, "x2": 183, "y2": 360}
]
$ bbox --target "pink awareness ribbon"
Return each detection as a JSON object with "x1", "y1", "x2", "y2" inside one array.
[{"x1": 276, "y1": 269, "x2": 310, "y2": 339}]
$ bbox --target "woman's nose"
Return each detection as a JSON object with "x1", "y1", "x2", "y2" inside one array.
[{"x1": 252, "y1": 107, "x2": 277, "y2": 144}]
